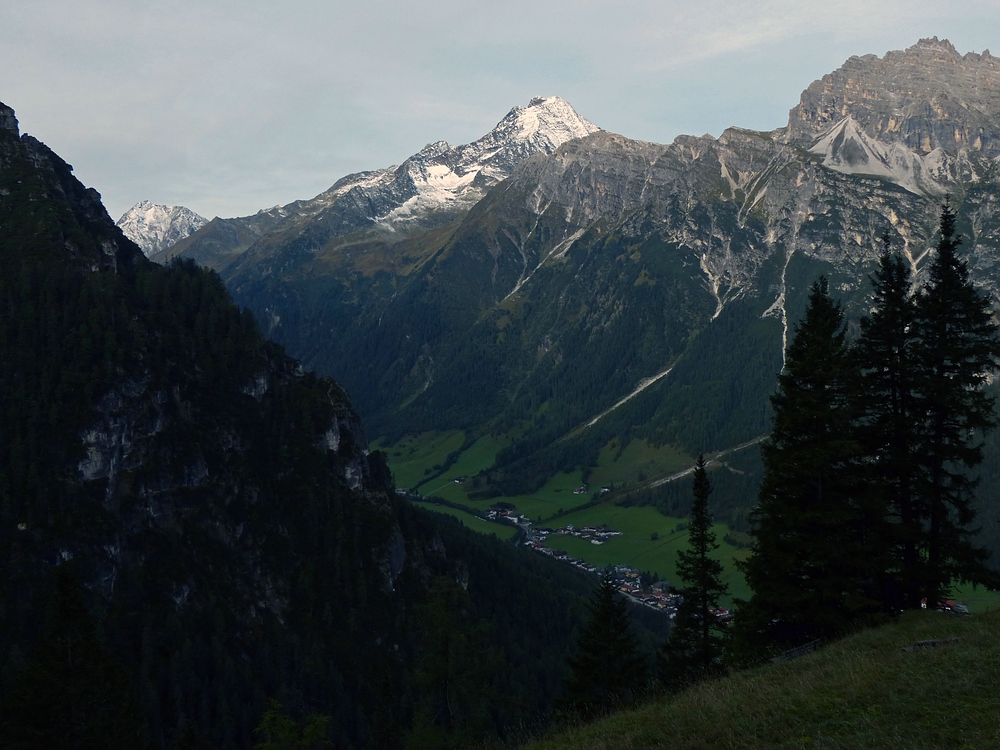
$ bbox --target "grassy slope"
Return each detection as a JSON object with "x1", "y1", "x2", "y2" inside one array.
[{"x1": 529, "y1": 610, "x2": 1000, "y2": 750}]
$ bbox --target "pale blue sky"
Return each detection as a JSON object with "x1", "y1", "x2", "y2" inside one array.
[{"x1": 3, "y1": 0, "x2": 999, "y2": 221}]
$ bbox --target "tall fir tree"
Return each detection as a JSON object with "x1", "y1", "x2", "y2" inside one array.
[
  {"x1": 563, "y1": 570, "x2": 646, "y2": 713},
  {"x1": 910, "y1": 201, "x2": 1000, "y2": 606},
  {"x1": 739, "y1": 278, "x2": 874, "y2": 651},
  {"x1": 658, "y1": 455, "x2": 728, "y2": 690},
  {"x1": 853, "y1": 237, "x2": 921, "y2": 609}
]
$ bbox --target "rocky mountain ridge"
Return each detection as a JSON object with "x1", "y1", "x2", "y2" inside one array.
[
  {"x1": 1, "y1": 99, "x2": 631, "y2": 749},
  {"x1": 786, "y1": 37, "x2": 1000, "y2": 156},
  {"x1": 152, "y1": 95, "x2": 599, "y2": 271}
]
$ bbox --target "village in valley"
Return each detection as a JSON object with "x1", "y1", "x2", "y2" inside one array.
[
  {"x1": 484, "y1": 504, "x2": 732, "y2": 622},
  {"x1": 398, "y1": 478, "x2": 735, "y2": 622}
]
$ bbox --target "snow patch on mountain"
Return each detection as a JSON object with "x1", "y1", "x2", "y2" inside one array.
[
  {"x1": 378, "y1": 96, "x2": 599, "y2": 229},
  {"x1": 117, "y1": 201, "x2": 208, "y2": 256},
  {"x1": 311, "y1": 96, "x2": 601, "y2": 232},
  {"x1": 808, "y1": 116, "x2": 955, "y2": 195}
]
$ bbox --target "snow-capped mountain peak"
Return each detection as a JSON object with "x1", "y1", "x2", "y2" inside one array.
[
  {"x1": 513, "y1": 95, "x2": 601, "y2": 145},
  {"x1": 370, "y1": 96, "x2": 600, "y2": 229},
  {"x1": 295, "y1": 97, "x2": 601, "y2": 234},
  {"x1": 117, "y1": 201, "x2": 208, "y2": 256},
  {"x1": 164, "y1": 97, "x2": 602, "y2": 270}
]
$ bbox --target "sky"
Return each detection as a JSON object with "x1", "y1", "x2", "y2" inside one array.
[{"x1": 3, "y1": 1, "x2": 1000, "y2": 222}]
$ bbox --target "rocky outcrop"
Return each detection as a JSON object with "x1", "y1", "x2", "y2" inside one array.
[
  {"x1": 787, "y1": 38, "x2": 1000, "y2": 158},
  {"x1": 0, "y1": 102, "x2": 17, "y2": 134}
]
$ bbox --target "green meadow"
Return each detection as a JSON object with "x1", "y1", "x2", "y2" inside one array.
[
  {"x1": 412, "y1": 500, "x2": 518, "y2": 540},
  {"x1": 373, "y1": 430, "x2": 467, "y2": 490},
  {"x1": 545, "y1": 505, "x2": 749, "y2": 604}
]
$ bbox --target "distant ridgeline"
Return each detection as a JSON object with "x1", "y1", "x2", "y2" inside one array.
[
  {"x1": 0, "y1": 102, "x2": 663, "y2": 749},
  {"x1": 156, "y1": 39, "x2": 1000, "y2": 565}
]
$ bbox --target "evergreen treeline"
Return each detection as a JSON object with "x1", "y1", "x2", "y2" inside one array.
[{"x1": 739, "y1": 204, "x2": 1000, "y2": 652}]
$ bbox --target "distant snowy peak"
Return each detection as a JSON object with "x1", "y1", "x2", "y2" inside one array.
[
  {"x1": 463, "y1": 95, "x2": 602, "y2": 180},
  {"x1": 117, "y1": 201, "x2": 208, "y2": 256},
  {"x1": 323, "y1": 96, "x2": 601, "y2": 230},
  {"x1": 808, "y1": 116, "x2": 970, "y2": 195}
]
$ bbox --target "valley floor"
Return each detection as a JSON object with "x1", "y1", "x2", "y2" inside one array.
[{"x1": 382, "y1": 430, "x2": 1000, "y2": 613}]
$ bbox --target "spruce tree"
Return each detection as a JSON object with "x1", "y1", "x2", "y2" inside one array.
[
  {"x1": 853, "y1": 239, "x2": 921, "y2": 609},
  {"x1": 739, "y1": 278, "x2": 872, "y2": 650},
  {"x1": 658, "y1": 455, "x2": 728, "y2": 690},
  {"x1": 911, "y1": 201, "x2": 1000, "y2": 606},
  {"x1": 564, "y1": 570, "x2": 646, "y2": 713}
]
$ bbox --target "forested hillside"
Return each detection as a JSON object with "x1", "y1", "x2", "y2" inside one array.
[{"x1": 0, "y1": 101, "x2": 662, "y2": 749}]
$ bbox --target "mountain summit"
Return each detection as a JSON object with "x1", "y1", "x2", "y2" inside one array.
[
  {"x1": 338, "y1": 95, "x2": 601, "y2": 232},
  {"x1": 117, "y1": 200, "x2": 207, "y2": 256}
]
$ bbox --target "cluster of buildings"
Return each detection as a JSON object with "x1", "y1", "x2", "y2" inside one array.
[
  {"x1": 416, "y1": 495, "x2": 735, "y2": 622},
  {"x1": 487, "y1": 510, "x2": 690, "y2": 617}
]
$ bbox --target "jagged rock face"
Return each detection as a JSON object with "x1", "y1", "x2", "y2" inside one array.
[
  {"x1": 0, "y1": 102, "x2": 17, "y2": 134},
  {"x1": 116, "y1": 200, "x2": 208, "y2": 256},
  {"x1": 504, "y1": 123, "x2": 934, "y2": 311},
  {"x1": 787, "y1": 37, "x2": 1000, "y2": 158}
]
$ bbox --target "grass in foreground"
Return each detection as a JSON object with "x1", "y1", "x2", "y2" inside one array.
[{"x1": 528, "y1": 610, "x2": 1000, "y2": 750}]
